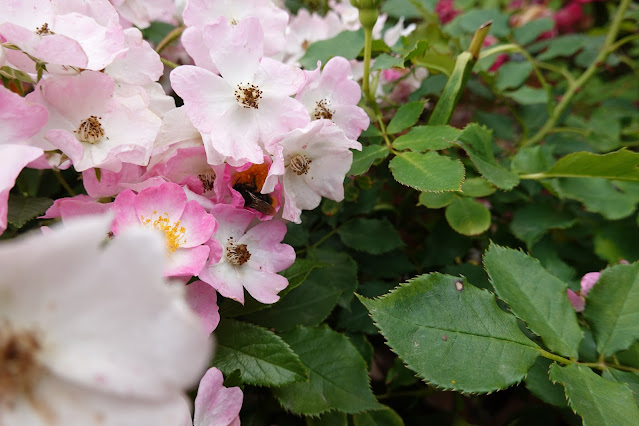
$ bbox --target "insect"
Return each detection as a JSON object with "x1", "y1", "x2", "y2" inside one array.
[{"x1": 232, "y1": 164, "x2": 276, "y2": 216}]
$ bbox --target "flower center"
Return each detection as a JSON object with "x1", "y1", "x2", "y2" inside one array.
[
  {"x1": 226, "y1": 237, "x2": 251, "y2": 265},
  {"x1": 313, "y1": 99, "x2": 334, "y2": 120},
  {"x1": 0, "y1": 322, "x2": 43, "y2": 406},
  {"x1": 75, "y1": 116, "x2": 105, "y2": 144},
  {"x1": 289, "y1": 154, "x2": 311, "y2": 175},
  {"x1": 35, "y1": 23, "x2": 54, "y2": 36},
  {"x1": 198, "y1": 170, "x2": 216, "y2": 193},
  {"x1": 234, "y1": 83, "x2": 262, "y2": 109},
  {"x1": 140, "y1": 211, "x2": 186, "y2": 253}
]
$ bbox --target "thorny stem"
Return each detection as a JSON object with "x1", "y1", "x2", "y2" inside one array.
[
  {"x1": 522, "y1": 0, "x2": 631, "y2": 147},
  {"x1": 155, "y1": 26, "x2": 185, "y2": 54}
]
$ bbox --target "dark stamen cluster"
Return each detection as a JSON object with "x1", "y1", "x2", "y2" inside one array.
[
  {"x1": 235, "y1": 83, "x2": 263, "y2": 109},
  {"x1": 74, "y1": 116, "x2": 105, "y2": 144},
  {"x1": 313, "y1": 99, "x2": 334, "y2": 120}
]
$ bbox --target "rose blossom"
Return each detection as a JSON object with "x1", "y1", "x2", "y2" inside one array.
[
  {"x1": 171, "y1": 17, "x2": 309, "y2": 166},
  {"x1": 265, "y1": 120, "x2": 362, "y2": 223},
  {"x1": 198, "y1": 204, "x2": 295, "y2": 304},
  {"x1": 112, "y1": 182, "x2": 218, "y2": 277},
  {"x1": 0, "y1": 215, "x2": 211, "y2": 425}
]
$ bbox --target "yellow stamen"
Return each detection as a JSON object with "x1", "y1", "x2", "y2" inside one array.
[{"x1": 140, "y1": 211, "x2": 186, "y2": 252}]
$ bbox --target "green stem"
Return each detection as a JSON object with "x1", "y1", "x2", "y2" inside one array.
[
  {"x1": 160, "y1": 57, "x2": 180, "y2": 69},
  {"x1": 538, "y1": 350, "x2": 639, "y2": 373},
  {"x1": 155, "y1": 26, "x2": 185, "y2": 54},
  {"x1": 539, "y1": 349, "x2": 575, "y2": 365},
  {"x1": 53, "y1": 170, "x2": 76, "y2": 196},
  {"x1": 522, "y1": 0, "x2": 631, "y2": 147},
  {"x1": 362, "y1": 27, "x2": 373, "y2": 103},
  {"x1": 607, "y1": 33, "x2": 639, "y2": 54}
]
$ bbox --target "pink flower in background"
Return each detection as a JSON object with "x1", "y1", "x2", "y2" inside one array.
[
  {"x1": 435, "y1": 0, "x2": 461, "y2": 24},
  {"x1": 198, "y1": 204, "x2": 295, "y2": 304},
  {"x1": 0, "y1": 215, "x2": 211, "y2": 425},
  {"x1": 110, "y1": 0, "x2": 177, "y2": 29},
  {"x1": 182, "y1": 0, "x2": 288, "y2": 57},
  {"x1": 28, "y1": 71, "x2": 161, "y2": 172},
  {"x1": 296, "y1": 56, "x2": 369, "y2": 140},
  {"x1": 171, "y1": 17, "x2": 309, "y2": 166},
  {"x1": 0, "y1": 0, "x2": 126, "y2": 72},
  {"x1": 283, "y1": 8, "x2": 342, "y2": 65},
  {"x1": 182, "y1": 367, "x2": 243, "y2": 426},
  {"x1": 265, "y1": 120, "x2": 361, "y2": 223},
  {"x1": 112, "y1": 183, "x2": 218, "y2": 277},
  {"x1": 567, "y1": 261, "x2": 628, "y2": 312}
]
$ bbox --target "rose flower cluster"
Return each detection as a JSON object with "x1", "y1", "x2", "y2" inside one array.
[{"x1": 0, "y1": 0, "x2": 375, "y2": 424}]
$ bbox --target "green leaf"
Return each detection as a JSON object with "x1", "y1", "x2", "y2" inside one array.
[
  {"x1": 504, "y1": 86, "x2": 548, "y2": 105},
  {"x1": 392, "y1": 125, "x2": 461, "y2": 151},
  {"x1": 524, "y1": 358, "x2": 568, "y2": 407},
  {"x1": 594, "y1": 221, "x2": 639, "y2": 264},
  {"x1": 274, "y1": 326, "x2": 381, "y2": 415},
  {"x1": 337, "y1": 281, "x2": 394, "y2": 335},
  {"x1": 418, "y1": 191, "x2": 456, "y2": 208},
  {"x1": 484, "y1": 244, "x2": 583, "y2": 358},
  {"x1": 307, "y1": 411, "x2": 348, "y2": 426},
  {"x1": 387, "y1": 101, "x2": 425, "y2": 134},
  {"x1": 389, "y1": 151, "x2": 465, "y2": 192},
  {"x1": 617, "y1": 341, "x2": 639, "y2": 368},
  {"x1": 536, "y1": 35, "x2": 586, "y2": 61},
  {"x1": 549, "y1": 363, "x2": 639, "y2": 425},
  {"x1": 456, "y1": 124, "x2": 520, "y2": 189},
  {"x1": 413, "y1": 51, "x2": 456, "y2": 76},
  {"x1": 212, "y1": 319, "x2": 307, "y2": 386},
  {"x1": 219, "y1": 259, "x2": 323, "y2": 317},
  {"x1": 7, "y1": 195, "x2": 53, "y2": 228},
  {"x1": 513, "y1": 18, "x2": 555, "y2": 45},
  {"x1": 242, "y1": 250, "x2": 357, "y2": 330},
  {"x1": 140, "y1": 21, "x2": 174, "y2": 45},
  {"x1": 444, "y1": 197, "x2": 491, "y2": 236},
  {"x1": 535, "y1": 150, "x2": 639, "y2": 181},
  {"x1": 300, "y1": 30, "x2": 365, "y2": 69},
  {"x1": 495, "y1": 61, "x2": 533, "y2": 91},
  {"x1": 459, "y1": 177, "x2": 496, "y2": 197},
  {"x1": 428, "y1": 51, "x2": 473, "y2": 125},
  {"x1": 338, "y1": 218, "x2": 404, "y2": 254},
  {"x1": 360, "y1": 273, "x2": 540, "y2": 393},
  {"x1": 353, "y1": 406, "x2": 405, "y2": 426},
  {"x1": 558, "y1": 178, "x2": 637, "y2": 220},
  {"x1": 510, "y1": 203, "x2": 577, "y2": 248},
  {"x1": 603, "y1": 369, "x2": 639, "y2": 405},
  {"x1": 371, "y1": 53, "x2": 405, "y2": 71},
  {"x1": 583, "y1": 262, "x2": 639, "y2": 357},
  {"x1": 349, "y1": 145, "x2": 389, "y2": 176}
]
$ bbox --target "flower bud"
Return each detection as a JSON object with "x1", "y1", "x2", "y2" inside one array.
[{"x1": 350, "y1": 0, "x2": 382, "y2": 31}]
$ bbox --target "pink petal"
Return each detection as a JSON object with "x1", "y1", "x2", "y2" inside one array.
[
  {"x1": 567, "y1": 289, "x2": 585, "y2": 312},
  {"x1": 203, "y1": 17, "x2": 263, "y2": 86},
  {"x1": 178, "y1": 201, "x2": 217, "y2": 248},
  {"x1": 193, "y1": 368, "x2": 243, "y2": 426},
  {"x1": 170, "y1": 65, "x2": 236, "y2": 134},
  {"x1": 134, "y1": 182, "x2": 188, "y2": 225},
  {"x1": 185, "y1": 281, "x2": 220, "y2": 334},
  {"x1": 580, "y1": 272, "x2": 600, "y2": 296},
  {"x1": 0, "y1": 145, "x2": 44, "y2": 233},
  {"x1": 165, "y1": 245, "x2": 210, "y2": 277}
]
